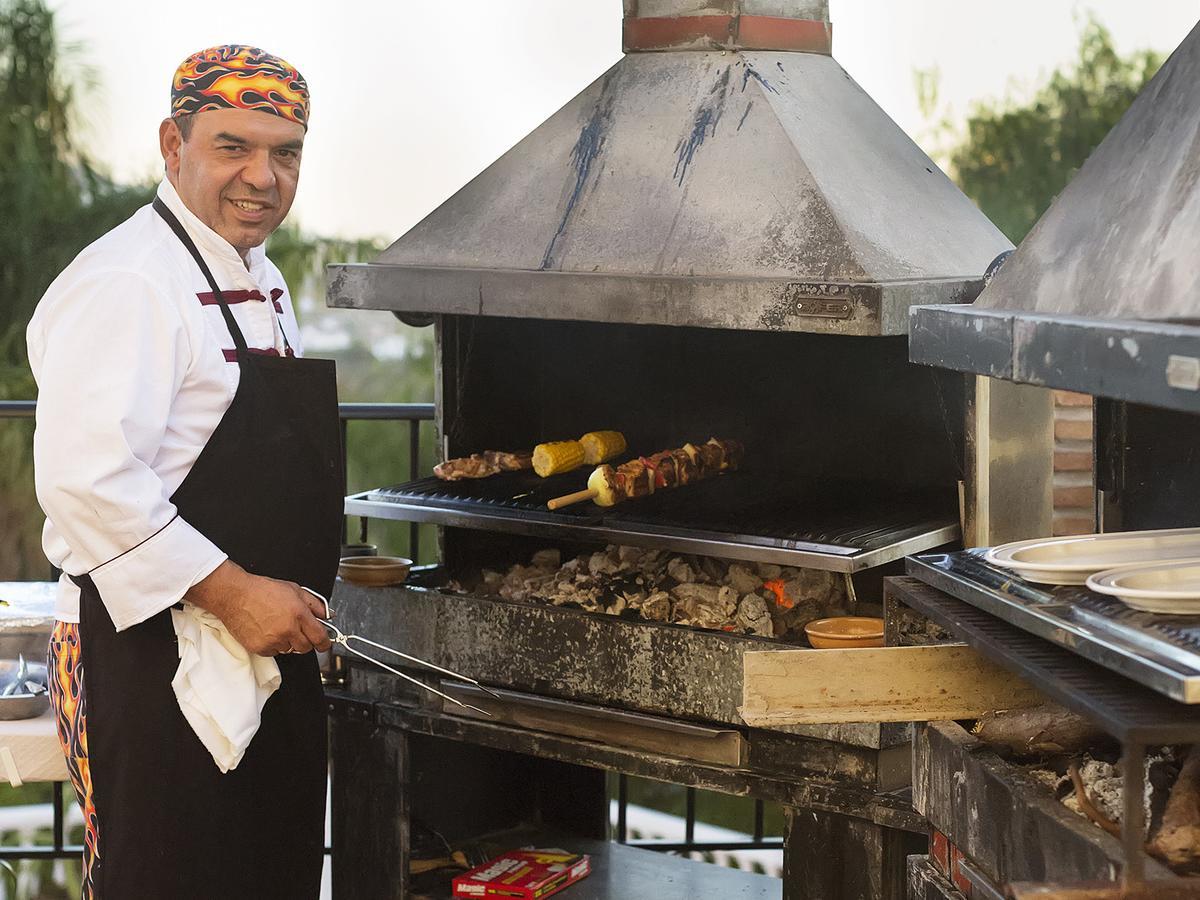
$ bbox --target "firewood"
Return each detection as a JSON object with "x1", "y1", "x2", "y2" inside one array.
[
  {"x1": 1148, "y1": 745, "x2": 1200, "y2": 873},
  {"x1": 971, "y1": 703, "x2": 1108, "y2": 758}
]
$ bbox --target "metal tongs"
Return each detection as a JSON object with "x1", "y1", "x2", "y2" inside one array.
[{"x1": 302, "y1": 588, "x2": 497, "y2": 717}]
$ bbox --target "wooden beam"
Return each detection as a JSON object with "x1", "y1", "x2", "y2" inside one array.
[{"x1": 741, "y1": 644, "x2": 1042, "y2": 726}]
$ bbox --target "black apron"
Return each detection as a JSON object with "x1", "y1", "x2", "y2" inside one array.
[{"x1": 72, "y1": 198, "x2": 344, "y2": 899}]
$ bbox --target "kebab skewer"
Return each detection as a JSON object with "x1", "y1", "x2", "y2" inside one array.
[{"x1": 547, "y1": 437, "x2": 743, "y2": 510}]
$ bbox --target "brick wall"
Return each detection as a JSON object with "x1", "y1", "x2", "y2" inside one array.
[{"x1": 1052, "y1": 391, "x2": 1095, "y2": 536}]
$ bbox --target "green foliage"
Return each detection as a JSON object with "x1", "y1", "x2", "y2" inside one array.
[
  {"x1": 0, "y1": 0, "x2": 154, "y2": 579},
  {"x1": 946, "y1": 17, "x2": 1162, "y2": 242}
]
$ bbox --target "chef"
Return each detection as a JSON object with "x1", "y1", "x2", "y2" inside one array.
[{"x1": 27, "y1": 45, "x2": 342, "y2": 899}]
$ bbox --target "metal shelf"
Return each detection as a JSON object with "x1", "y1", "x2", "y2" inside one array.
[{"x1": 905, "y1": 550, "x2": 1200, "y2": 704}]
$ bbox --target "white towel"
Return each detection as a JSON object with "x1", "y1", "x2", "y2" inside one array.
[{"x1": 170, "y1": 604, "x2": 281, "y2": 773}]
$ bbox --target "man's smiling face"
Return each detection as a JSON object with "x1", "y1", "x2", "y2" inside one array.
[{"x1": 160, "y1": 108, "x2": 305, "y2": 258}]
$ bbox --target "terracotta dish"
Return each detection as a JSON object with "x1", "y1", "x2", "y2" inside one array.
[
  {"x1": 804, "y1": 616, "x2": 885, "y2": 649},
  {"x1": 338, "y1": 556, "x2": 412, "y2": 587}
]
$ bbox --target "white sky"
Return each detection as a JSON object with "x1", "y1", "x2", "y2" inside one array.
[{"x1": 53, "y1": 0, "x2": 1200, "y2": 242}]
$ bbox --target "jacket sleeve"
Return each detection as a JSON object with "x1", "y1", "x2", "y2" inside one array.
[{"x1": 30, "y1": 269, "x2": 228, "y2": 631}]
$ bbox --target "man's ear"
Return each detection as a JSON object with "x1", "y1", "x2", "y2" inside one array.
[{"x1": 160, "y1": 118, "x2": 183, "y2": 178}]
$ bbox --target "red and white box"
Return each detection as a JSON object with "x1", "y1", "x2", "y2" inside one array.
[{"x1": 452, "y1": 848, "x2": 592, "y2": 899}]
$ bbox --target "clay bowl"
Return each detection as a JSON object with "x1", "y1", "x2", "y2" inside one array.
[
  {"x1": 338, "y1": 556, "x2": 413, "y2": 587},
  {"x1": 804, "y1": 616, "x2": 885, "y2": 650}
]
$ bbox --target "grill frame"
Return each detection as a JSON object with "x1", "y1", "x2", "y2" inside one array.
[{"x1": 350, "y1": 472, "x2": 960, "y2": 572}]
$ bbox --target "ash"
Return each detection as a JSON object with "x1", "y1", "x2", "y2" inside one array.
[{"x1": 467, "y1": 545, "x2": 849, "y2": 641}]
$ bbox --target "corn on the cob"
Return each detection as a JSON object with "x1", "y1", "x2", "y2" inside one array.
[
  {"x1": 532, "y1": 440, "x2": 586, "y2": 477},
  {"x1": 578, "y1": 430, "x2": 626, "y2": 465}
]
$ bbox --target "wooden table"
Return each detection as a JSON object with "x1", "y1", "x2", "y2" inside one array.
[{"x1": 0, "y1": 584, "x2": 65, "y2": 785}]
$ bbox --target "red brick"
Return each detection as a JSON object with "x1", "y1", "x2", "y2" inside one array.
[
  {"x1": 1054, "y1": 450, "x2": 1092, "y2": 472},
  {"x1": 735, "y1": 15, "x2": 831, "y2": 53},
  {"x1": 1054, "y1": 514, "x2": 1096, "y2": 536},
  {"x1": 623, "y1": 13, "x2": 832, "y2": 53},
  {"x1": 948, "y1": 846, "x2": 973, "y2": 895},
  {"x1": 1053, "y1": 485, "x2": 1095, "y2": 507},
  {"x1": 930, "y1": 830, "x2": 949, "y2": 874},
  {"x1": 1054, "y1": 419, "x2": 1093, "y2": 441},
  {"x1": 1054, "y1": 390, "x2": 1093, "y2": 408},
  {"x1": 623, "y1": 15, "x2": 733, "y2": 50}
]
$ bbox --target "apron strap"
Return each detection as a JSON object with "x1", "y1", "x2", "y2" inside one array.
[{"x1": 152, "y1": 198, "x2": 249, "y2": 355}]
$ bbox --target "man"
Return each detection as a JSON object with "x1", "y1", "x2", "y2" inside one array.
[{"x1": 28, "y1": 45, "x2": 342, "y2": 899}]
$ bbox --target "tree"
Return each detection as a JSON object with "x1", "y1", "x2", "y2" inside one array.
[
  {"x1": 944, "y1": 17, "x2": 1163, "y2": 243},
  {"x1": 0, "y1": 0, "x2": 154, "y2": 580}
]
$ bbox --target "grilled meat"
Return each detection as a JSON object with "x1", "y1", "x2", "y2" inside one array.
[{"x1": 434, "y1": 450, "x2": 533, "y2": 481}]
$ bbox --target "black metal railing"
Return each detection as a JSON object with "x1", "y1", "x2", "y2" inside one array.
[
  {"x1": 613, "y1": 775, "x2": 783, "y2": 859},
  {"x1": 337, "y1": 402, "x2": 435, "y2": 557}
]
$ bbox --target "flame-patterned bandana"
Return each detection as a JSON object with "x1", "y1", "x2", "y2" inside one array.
[{"x1": 171, "y1": 45, "x2": 309, "y2": 129}]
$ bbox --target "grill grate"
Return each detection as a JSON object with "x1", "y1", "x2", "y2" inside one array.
[
  {"x1": 889, "y1": 577, "x2": 1200, "y2": 744},
  {"x1": 907, "y1": 551, "x2": 1200, "y2": 703},
  {"x1": 362, "y1": 472, "x2": 959, "y2": 569}
]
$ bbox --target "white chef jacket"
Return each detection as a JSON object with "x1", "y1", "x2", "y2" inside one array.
[{"x1": 27, "y1": 178, "x2": 306, "y2": 630}]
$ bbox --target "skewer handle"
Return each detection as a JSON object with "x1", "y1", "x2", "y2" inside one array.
[{"x1": 547, "y1": 488, "x2": 598, "y2": 510}]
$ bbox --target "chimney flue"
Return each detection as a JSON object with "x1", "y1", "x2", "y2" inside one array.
[{"x1": 623, "y1": 0, "x2": 831, "y2": 54}]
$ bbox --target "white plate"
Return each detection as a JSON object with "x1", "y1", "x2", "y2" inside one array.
[
  {"x1": 1087, "y1": 559, "x2": 1200, "y2": 613},
  {"x1": 985, "y1": 528, "x2": 1200, "y2": 585}
]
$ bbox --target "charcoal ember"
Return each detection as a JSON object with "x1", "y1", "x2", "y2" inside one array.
[
  {"x1": 640, "y1": 591, "x2": 671, "y2": 621},
  {"x1": 530, "y1": 548, "x2": 561, "y2": 569},
  {"x1": 667, "y1": 558, "x2": 696, "y2": 584},
  {"x1": 727, "y1": 564, "x2": 761, "y2": 595},
  {"x1": 769, "y1": 596, "x2": 827, "y2": 641},
  {"x1": 617, "y1": 545, "x2": 646, "y2": 565},
  {"x1": 736, "y1": 594, "x2": 773, "y2": 637},
  {"x1": 697, "y1": 556, "x2": 726, "y2": 583},
  {"x1": 755, "y1": 563, "x2": 783, "y2": 581},
  {"x1": 672, "y1": 584, "x2": 738, "y2": 628},
  {"x1": 475, "y1": 545, "x2": 841, "y2": 639},
  {"x1": 587, "y1": 549, "x2": 621, "y2": 576}
]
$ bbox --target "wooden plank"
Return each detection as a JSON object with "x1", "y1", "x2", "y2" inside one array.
[{"x1": 741, "y1": 644, "x2": 1042, "y2": 726}]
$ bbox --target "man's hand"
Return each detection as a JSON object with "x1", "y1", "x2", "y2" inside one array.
[{"x1": 184, "y1": 560, "x2": 332, "y2": 656}]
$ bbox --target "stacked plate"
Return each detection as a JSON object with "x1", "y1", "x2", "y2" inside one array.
[{"x1": 985, "y1": 527, "x2": 1200, "y2": 613}]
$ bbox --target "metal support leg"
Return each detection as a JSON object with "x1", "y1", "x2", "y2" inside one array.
[{"x1": 1122, "y1": 742, "x2": 1146, "y2": 886}]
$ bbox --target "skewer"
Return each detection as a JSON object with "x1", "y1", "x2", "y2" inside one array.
[{"x1": 547, "y1": 488, "x2": 597, "y2": 510}]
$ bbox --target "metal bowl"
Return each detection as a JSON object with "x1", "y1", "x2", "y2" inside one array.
[{"x1": 0, "y1": 659, "x2": 49, "y2": 720}]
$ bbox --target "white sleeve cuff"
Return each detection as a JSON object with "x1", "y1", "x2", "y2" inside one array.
[{"x1": 89, "y1": 516, "x2": 228, "y2": 632}]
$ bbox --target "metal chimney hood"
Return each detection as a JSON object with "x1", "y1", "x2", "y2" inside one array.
[
  {"x1": 328, "y1": 0, "x2": 1010, "y2": 337},
  {"x1": 910, "y1": 21, "x2": 1200, "y2": 411}
]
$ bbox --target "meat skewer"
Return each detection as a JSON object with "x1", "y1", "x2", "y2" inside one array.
[{"x1": 547, "y1": 438, "x2": 743, "y2": 510}]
